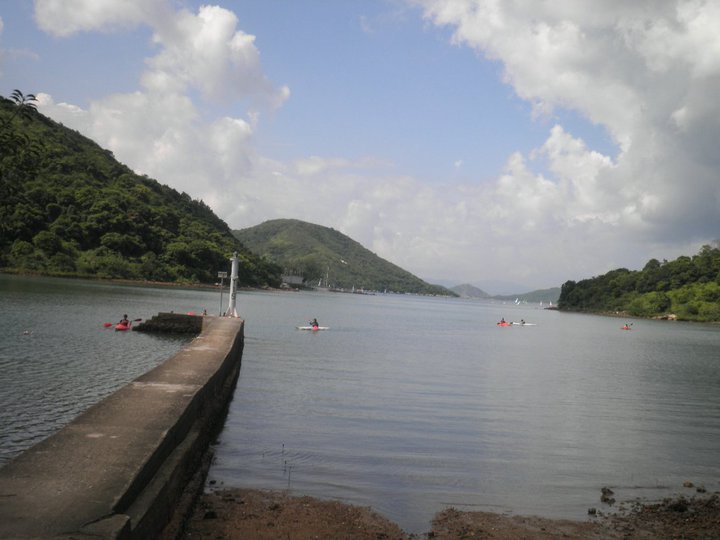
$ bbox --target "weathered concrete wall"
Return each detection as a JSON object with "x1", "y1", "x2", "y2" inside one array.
[
  {"x1": 133, "y1": 312, "x2": 205, "y2": 334},
  {"x1": 0, "y1": 316, "x2": 244, "y2": 539}
]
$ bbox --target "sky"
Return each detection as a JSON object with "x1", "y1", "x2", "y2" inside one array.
[{"x1": 1, "y1": 0, "x2": 719, "y2": 294}]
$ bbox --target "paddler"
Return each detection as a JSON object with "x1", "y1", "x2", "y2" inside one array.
[
  {"x1": 118, "y1": 314, "x2": 130, "y2": 326},
  {"x1": 310, "y1": 318, "x2": 319, "y2": 329}
]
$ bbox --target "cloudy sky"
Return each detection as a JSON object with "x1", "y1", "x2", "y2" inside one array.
[{"x1": 1, "y1": 0, "x2": 719, "y2": 293}]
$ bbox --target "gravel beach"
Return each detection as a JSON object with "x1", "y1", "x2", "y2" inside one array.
[{"x1": 181, "y1": 488, "x2": 719, "y2": 539}]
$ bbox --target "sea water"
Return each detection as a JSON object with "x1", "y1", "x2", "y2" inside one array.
[
  {"x1": 1, "y1": 275, "x2": 719, "y2": 533},
  {"x1": 208, "y1": 290, "x2": 720, "y2": 532}
]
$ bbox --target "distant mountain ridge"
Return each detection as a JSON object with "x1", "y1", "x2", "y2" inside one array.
[
  {"x1": 450, "y1": 283, "x2": 491, "y2": 298},
  {"x1": 492, "y1": 287, "x2": 561, "y2": 304},
  {"x1": 233, "y1": 219, "x2": 455, "y2": 296},
  {"x1": 451, "y1": 283, "x2": 560, "y2": 303}
]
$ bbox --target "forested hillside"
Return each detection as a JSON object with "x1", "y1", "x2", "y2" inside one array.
[
  {"x1": 234, "y1": 219, "x2": 455, "y2": 295},
  {"x1": 558, "y1": 245, "x2": 720, "y2": 321},
  {"x1": 0, "y1": 91, "x2": 280, "y2": 286}
]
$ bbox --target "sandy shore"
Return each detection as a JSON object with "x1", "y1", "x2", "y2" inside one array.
[{"x1": 180, "y1": 488, "x2": 719, "y2": 539}]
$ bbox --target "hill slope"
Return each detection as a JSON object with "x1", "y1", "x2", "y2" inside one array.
[
  {"x1": 558, "y1": 245, "x2": 720, "y2": 321},
  {"x1": 0, "y1": 92, "x2": 280, "y2": 286},
  {"x1": 450, "y1": 284, "x2": 491, "y2": 298},
  {"x1": 233, "y1": 219, "x2": 454, "y2": 295}
]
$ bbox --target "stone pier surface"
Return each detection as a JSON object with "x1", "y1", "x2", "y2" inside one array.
[{"x1": 0, "y1": 316, "x2": 244, "y2": 539}]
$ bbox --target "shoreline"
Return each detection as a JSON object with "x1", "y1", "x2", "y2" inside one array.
[
  {"x1": 0, "y1": 269, "x2": 285, "y2": 293},
  {"x1": 181, "y1": 488, "x2": 720, "y2": 539}
]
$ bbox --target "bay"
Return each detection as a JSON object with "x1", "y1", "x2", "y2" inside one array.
[
  {"x1": 1, "y1": 275, "x2": 719, "y2": 533},
  {"x1": 208, "y1": 289, "x2": 720, "y2": 533}
]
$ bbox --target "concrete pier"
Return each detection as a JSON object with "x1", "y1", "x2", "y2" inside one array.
[{"x1": 0, "y1": 316, "x2": 244, "y2": 539}]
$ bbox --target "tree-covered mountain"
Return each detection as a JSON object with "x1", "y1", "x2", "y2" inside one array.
[
  {"x1": 233, "y1": 219, "x2": 455, "y2": 296},
  {"x1": 0, "y1": 91, "x2": 280, "y2": 286},
  {"x1": 558, "y1": 245, "x2": 720, "y2": 321}
]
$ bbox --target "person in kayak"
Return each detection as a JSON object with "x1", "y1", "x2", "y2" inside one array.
[
  {"x1": 118, "y1": 314, "x2": 130, "y2": 326},
  {"x1": 310, "y1": 318, "x2": 319, "y2": 328}
]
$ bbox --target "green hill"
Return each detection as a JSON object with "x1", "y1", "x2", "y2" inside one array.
[
  {"x1": 233, "y1": 219, "x2": 455, "y2": 296},
  {"x1": 450, "y1": 283, "x2": 491, "y2": 298},
  {"x1": 558, "y1": 245, "x2": 720, "y2": 321},
  {"x1": 0, "y1": 90, "x2": 280, "y2": 286}
]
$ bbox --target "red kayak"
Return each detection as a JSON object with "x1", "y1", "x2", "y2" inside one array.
[
  {"x1": 497, "y1": 322, "x2": 511, "y2": 326},
  {"x1": 115, "y1": 323, "x2": 130, "y2": 331}
]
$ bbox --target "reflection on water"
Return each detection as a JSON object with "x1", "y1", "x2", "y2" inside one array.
[
  {"x1": 0, "y1": 275, "x2": 196, "y2": 465},
  {"x1": 207, "y1": 291, "x2": 720, "y2": 533},
  {"x1": 2, "y1": 277, "x2": 719, "y2": 534}
]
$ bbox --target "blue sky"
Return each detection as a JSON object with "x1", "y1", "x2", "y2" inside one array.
[{"x1": 1, "y1": 1, "x2": 718, "y2": 292}]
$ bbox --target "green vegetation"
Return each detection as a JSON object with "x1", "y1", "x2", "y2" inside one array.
[
  {"x1": 233, "y1": 219, "x2": 455, "y2": 296},
  {"x1": 0, "y1": 91, "x2": 281, "y2": 286},
  {"x1": 558, "y1": 245, "x2": 720, "y2": 321}
]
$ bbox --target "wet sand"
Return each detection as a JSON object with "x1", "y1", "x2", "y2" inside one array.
[{"x1": 181, "y1": 488, "x2": 719, "y2": 539}]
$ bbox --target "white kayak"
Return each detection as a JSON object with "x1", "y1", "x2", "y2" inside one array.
[
  {"x1": 511, "y1": 322, "x2": 536, "y2": 326},
  {"x1": 296, "y1": 326, "x2": 330, "y2": 331}
]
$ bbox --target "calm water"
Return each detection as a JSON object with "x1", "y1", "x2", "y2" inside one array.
[
  {"x1": 208, "y1": 290, "x2": 720, "y2": 532},
  {"x1": 2, "y1": 276, "x2": 719, "y2": 532},
  {"x1": 0, "y1": 275, "x2": 197, "y2": 464}
]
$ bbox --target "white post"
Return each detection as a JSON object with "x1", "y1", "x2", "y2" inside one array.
[
  {"x1": 224, "y1": 252, "x2": 239, "y2": 317},
  {"x1": 217, "y1": 271, "x2": 227, "y2": 316}
]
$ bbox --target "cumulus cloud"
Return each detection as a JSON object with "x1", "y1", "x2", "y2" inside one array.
[
  {"x1": 34, "y1": 0, "x2": 168, "y2": 36},
  {"x1": 406, "y1": 0, "x2": 720, "y2": 278},
  {"x1": 33, "y1": 1, "x2": 288, "y2": 200}
]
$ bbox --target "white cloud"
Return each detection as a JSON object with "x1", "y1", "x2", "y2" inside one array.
[
  {"x1": 142, "y1": 4, "x2": 290, "y2": 106},
  {"x1": 34, "y1": 2, "x2": 288, "y2": 200},
  {"x1": 405, "y1": 0, "x2": 720, "y2": 280},
  {"x1": 34, "y1": 0, "x2": 167, "y2": 36}
]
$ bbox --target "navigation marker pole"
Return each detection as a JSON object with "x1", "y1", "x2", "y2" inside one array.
[
  {"x1": 217, "y1": 271, "x2": 227, "y2": 316},
  {"x1": 224, "y1": 252, "x2": 240, "y2": 318}
]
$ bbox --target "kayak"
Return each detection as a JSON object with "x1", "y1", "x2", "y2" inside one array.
[
  {"x1": 621, "y1": 326, "x2": 632, "y2": 330},
  {"x1": 512, "y1": 322, "x2": 537, "y2": 326},
  {"x1": 115, "y1": 323, "x2": 130, "y2": 331},
  {"x1": 496, "y1": 322, "x2": 511, "y2": 326},
  {"x1": 296, "y1": 326, "x2": 329, "y2": 331}
]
